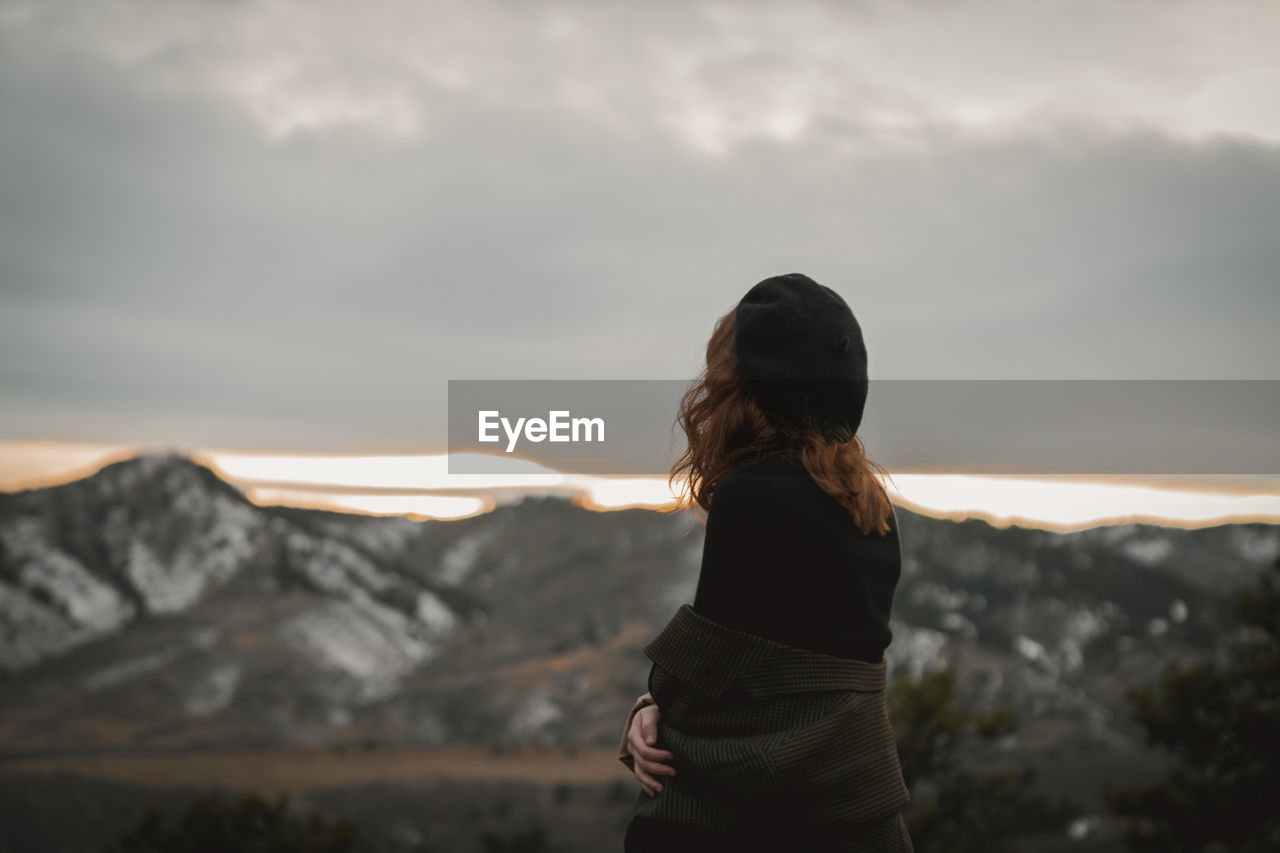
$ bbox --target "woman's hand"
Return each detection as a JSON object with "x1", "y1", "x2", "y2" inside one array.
[{"x1": 627, "y1": 704, "x2": 676, "y2": 797}]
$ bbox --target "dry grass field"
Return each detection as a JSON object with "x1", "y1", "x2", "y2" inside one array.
[{"x1": 0, "y1": 746, "x2": 630, "y2": 791}]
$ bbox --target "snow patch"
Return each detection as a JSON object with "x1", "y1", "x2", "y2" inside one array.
[
  {"x1": 887, "y1": 622, "x2": 948, "y2": 680},
  {"x1": 415, "y1": 591, "x2": 459, "y2": 636},
  {"x1": 184, "y1": 662, "x2": 242, "y2": 716},
  {"x1": 318, "y1": 517, "x2": 420, "y2": 563},
  {"x1": 279, "y1": 598, "x2": 435, "y2": 704},
  {"x1": 1, "y1": 517, "x2": 134, "y2": 634},
  {"x1": 83, "y1": 647, "x2": 184, "y2": 691},
  {"x1": 286, "y1": 532, "x2": 397, "y2": 596},
  {"x1": 0, "y1": 581, "x2": 106, "y2": 671},
  {"x1": 121, "y1": 495, "x2": 261, "y2": 614},
  {"x1": 1068, "y1": 815, "x2": 1102, "y2": 841},
  {"x1": 1122, "y1": 537, "x2": 1174, "y2": 566},
  {"x1": 1227, "y1": 527, "x2": 1280, "y2": 565},
  {"x1": 940, "y1": 611, "x2": 978, "y2": 640},
  {"x1": 1014, "y1": 634, "x2": 1059, "y2": 677},
  {"x1": 436, "y1": 527, "x2": 497, "y2": 585},
  {"x1": 509, "y1": 691, "x2": 563, "y2": 735},
  {"x1": 127, "y1": 540, "x2": 204, "y2": 613},
  {"x1": 1057, "y1": 608, "x2": 1109, "y2": 672}
]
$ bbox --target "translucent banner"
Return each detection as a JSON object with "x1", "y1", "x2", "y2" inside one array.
[{"x1": 447, "y1": 380, "x2": 1280, "y2": 476}]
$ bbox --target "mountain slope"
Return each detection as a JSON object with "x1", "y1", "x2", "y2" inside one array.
[{"x1": 1, "y1": 452, "x2": 1277, "y2": 783}]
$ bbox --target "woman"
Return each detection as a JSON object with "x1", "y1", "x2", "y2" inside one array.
[{"x1": 617, "y1": 273, "x2": 914, "y2": 851}]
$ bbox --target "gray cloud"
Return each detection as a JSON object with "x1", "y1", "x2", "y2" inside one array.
[{"x1": 2, "y1": 0, "x2": 1279, "y2": 457}]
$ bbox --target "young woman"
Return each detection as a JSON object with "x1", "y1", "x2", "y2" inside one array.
[{"x1": 617, "y1": 273, "x2": 914, "y2": 851}]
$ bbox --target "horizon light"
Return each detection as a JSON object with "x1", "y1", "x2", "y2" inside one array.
[{"x1": 3, "y1": 441, "x2": 1280, "y2": 531}]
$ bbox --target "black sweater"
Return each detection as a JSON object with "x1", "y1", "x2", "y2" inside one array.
[{"x1": 691, "y1": 448, "x2": 903, "y2": 663}]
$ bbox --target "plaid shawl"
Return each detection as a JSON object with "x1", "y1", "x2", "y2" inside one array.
[{"x1": 620, "y1": 603, "x2": 911, "y2": 836}]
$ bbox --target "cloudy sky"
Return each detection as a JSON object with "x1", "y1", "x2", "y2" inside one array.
[{"x1": 2, "y1": 0, "x2": 1279, "y2": 521}]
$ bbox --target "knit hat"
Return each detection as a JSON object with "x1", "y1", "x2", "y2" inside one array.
[{"x1": 733, "y1": 273, "x2": 869, "y2": 439}]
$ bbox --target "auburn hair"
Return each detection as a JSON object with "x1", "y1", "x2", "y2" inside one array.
[{"x1": 668, "y1": 305, "x2": 895, "y2": 536}]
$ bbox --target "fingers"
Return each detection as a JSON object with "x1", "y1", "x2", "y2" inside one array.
[
  {"x1": 626, "y1": 729, "x2": 675, "y2": 797},
  {"x1": 627, "y1": 729, "x2": 675, "y2": 764},
  {"x1": 627, "y1": 732, "x2": 675, "y2": 768},
  {"x1": 640, "y1": 717, "x2": 658, "y2": 746},
  {"x1": 627, "y1": 705, "x2": 675, "y2": 797},
  {"x1": 628, "y1": 714, "x2": 674, "y2": 764},
  {"x1": 632, "y1": 753, "x2": 676, "y2": 796},
  {"x1": 633, "y1": 748, "x2": 677, "y2": 776},
  {"x1": 637, "y1": 705, "x2": 661, "y2": 745},
  {"x1": 633, "y1": 764, "x2": 662, "y2": 796}
]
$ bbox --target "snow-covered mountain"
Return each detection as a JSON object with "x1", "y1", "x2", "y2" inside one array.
[
  {"x1": 0, "y1": 453, "x2": 480, "y2": 751},
  {"x1": 1, "y1": 452, "x2": 1277, "y2": 780}
]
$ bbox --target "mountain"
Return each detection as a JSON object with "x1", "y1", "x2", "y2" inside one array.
[
  {"x1": 1, "y1": 452, "x2": 1278, "y2": 800},
  {"x1": 0, "y1": 452, "x2": 699, "y2": 755}
]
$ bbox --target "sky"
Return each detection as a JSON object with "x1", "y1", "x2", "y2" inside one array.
[{"x1": 2, "y1": 0, "x2": 1279, "y2": 526}]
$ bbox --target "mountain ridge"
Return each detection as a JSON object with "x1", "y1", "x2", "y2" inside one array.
[{"x1": 1, "y1": 451, "x2": 1277, "y2": 811}]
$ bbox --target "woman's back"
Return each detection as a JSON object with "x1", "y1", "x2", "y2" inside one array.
[
  {"x1": 622, "y1": 274, "x2": 913, "y2": 851},
  {"x1": 692, "y1": 447, "x2": 903, "y2": 663}
]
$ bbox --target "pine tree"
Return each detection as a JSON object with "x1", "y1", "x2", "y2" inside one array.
[
  {"x1": 105, "y1": 792, "x2": 358, "y2": 853},
  {"x1": 1106, "y1": 554, "x2": 1280, "y2": 852},
  {"x1": 889, "y1": 668, "x2": 1077, "y2": 852}
]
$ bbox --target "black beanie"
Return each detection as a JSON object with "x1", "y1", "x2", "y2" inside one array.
[{"x1": 733, "y1": 272, "x2": 869, "y2": 439}]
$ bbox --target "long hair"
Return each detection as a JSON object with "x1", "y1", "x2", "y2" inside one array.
[{"x1": 668, "y1": 306, "x2": 895, "y2": 536}]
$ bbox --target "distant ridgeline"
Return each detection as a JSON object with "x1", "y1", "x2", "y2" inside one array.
[{"x1": 0, "y1": 451, "x2": 1276, "y2": 762}]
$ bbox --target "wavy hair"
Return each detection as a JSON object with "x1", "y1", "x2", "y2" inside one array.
[{"x1": 668, "y1": 305, "x2": 895, "y2": 536}]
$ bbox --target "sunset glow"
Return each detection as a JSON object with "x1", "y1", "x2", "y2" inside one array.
[
  {"x1": 3, "y1": 442, "x2": 1280, "y2": 531},
  {"x1": 884, "y1": 474, "x2": 1280, "y2": 532},
  {"x1": 244, "y1": 486, "x2": 491, "y2": 520}
]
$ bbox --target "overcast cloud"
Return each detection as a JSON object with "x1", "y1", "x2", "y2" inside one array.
[{"x1": 2, "y1": 0, "x2": 1278, "y2": 456}]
